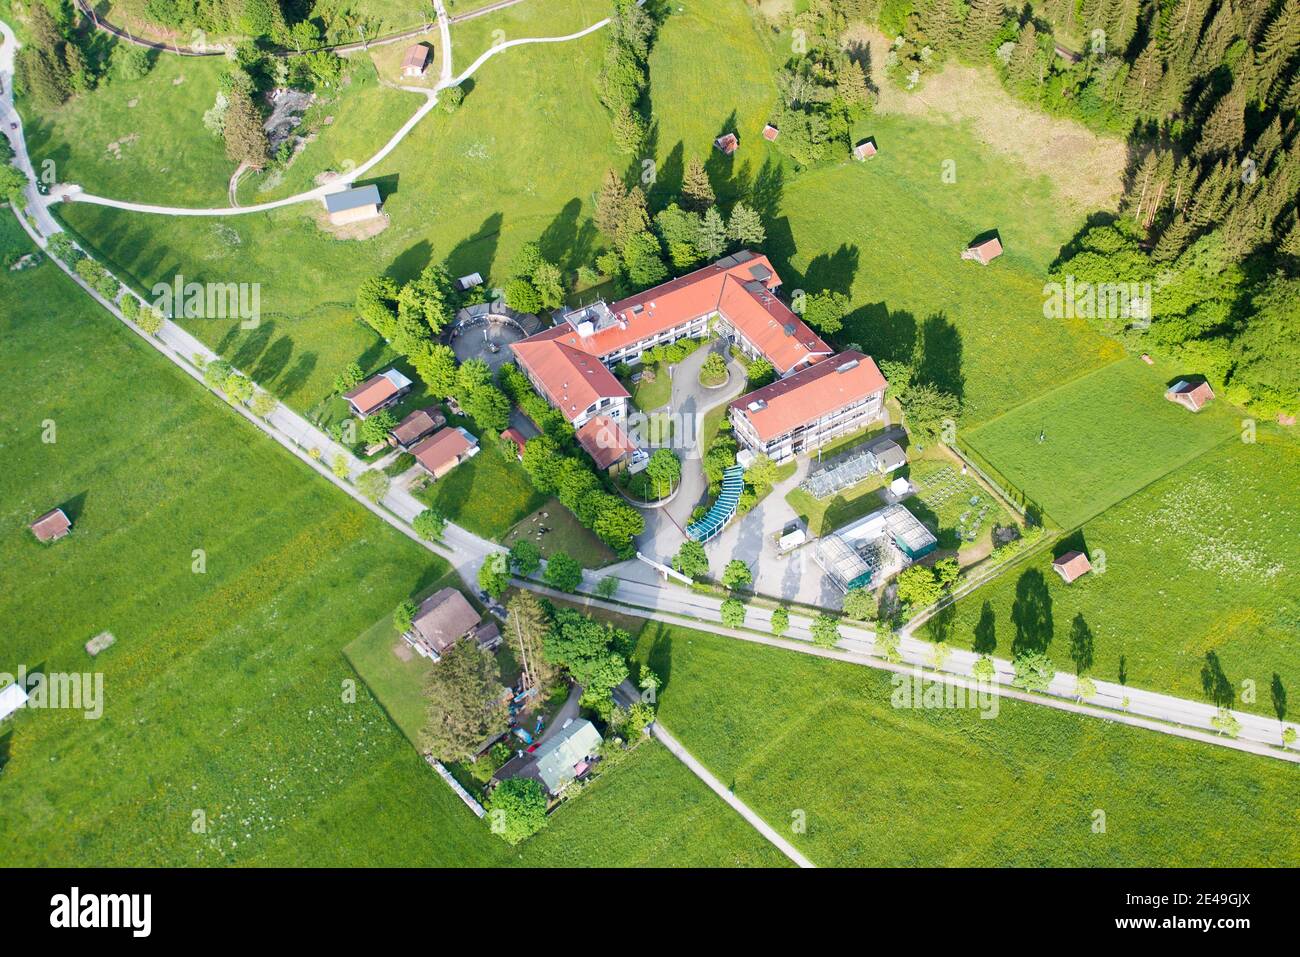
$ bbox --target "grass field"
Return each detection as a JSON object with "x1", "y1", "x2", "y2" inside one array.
[
  {"x1": 635, "y1": 622, "x2": 1300, "y2": 867},
  {"x1": 449, "y1": 0, "x2": 606, "y2": 70},
  {"x1": 22, "y1": 52, "x2": 232, "y2": 206},
  {"x1": 502, "y1": 500, "x2": 618, "y2": 567},
  {"x1": 236, "y1": 61, "x2": 415, "y2": 205},
  {"x1": 0, "y1": 247, "x2": 497, "y2": 866},
  {"x1": 414, "y1": 435, "x2": 547, "y2": 539},
  {"x1": 926, "y1": 426, "x2": 1300, "y2": 713},
  {"x1": 962, "y1": 357, "x2": 1242, "y2": 528},
  {"x1": 58, "y1": 16, "x2": 619, "y2": 413},
  {"x1": 0, "y1": 236, "x2": 785, "y2": 868}
]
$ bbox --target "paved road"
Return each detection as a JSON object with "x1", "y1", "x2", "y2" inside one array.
[
  {"x1": 538, "y1": 576, "x2": 1300, "y2": 763},
  {"x1": 5, "y1": 5, "x2": 1294, "y2": 778}
]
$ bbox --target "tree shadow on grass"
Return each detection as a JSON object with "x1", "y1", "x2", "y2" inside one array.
[
  {"x1": 915, "y1": 313, "x2": 965, "y2": 402},
  {"x1": 386, "y1": 239, "x2": 433, "y2": 285},
  {"x1": 1271, "y1": 673, "x2": 1287, "y2": 723},
  {"x1": 973, "y1": 600, "x2": 997, "y2": 655},
  {"x1": 842, "y1": 303, "x2": 916, "y2": 365},
  {"x1": 445, "y1": 212, "x2": 503, "y2": 284},
  {"x1": 1010, "y1": 567, "x2": 1053, "y2": 656},
  {"x1": 539, "y1": 199, "x2": 598, "y2": 274},
  {"x1": 644, "y1": 622, "x2": 674, "y2": 698},
  {"x1": 1200, "y1": 651, "x2": 1234, "y2": 708}
]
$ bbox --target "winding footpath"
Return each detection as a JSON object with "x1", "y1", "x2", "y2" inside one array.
[{"x1": 51, "y1": 10, "x2": 617, "y2": 218}]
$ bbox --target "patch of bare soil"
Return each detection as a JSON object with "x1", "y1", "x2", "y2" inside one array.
[
  {"x1": 105, "y1": 133, "x2": 139, "y2": 159},
  {"x1": 392, "y1": 642, "x2": 414, "y2": 662},
  {"x1": 864, "y1": 31, "x2": 1126, "y2": 213},
  {"x1": 314, "y1": 210, "x2": 391, "y2": 240}
]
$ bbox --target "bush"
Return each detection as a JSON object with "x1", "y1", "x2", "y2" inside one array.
[
  {"x1": 721, "y1": 559, "x2": 752, "y2": 590},
  {"x1": 485, "y1": 777, "x2": 548, "y2": 845},
  {"x1": 543, "y1": 552, "x2": 583, "y2": 593},
  {"x1": 720, "y1": 597, "x2": 746, "y2": 628},
  {"x1": 413, "y1": 508, "x2": 446, "y2": 541},
  {"x1": 479, "y1": 554, "x2": 510, "y2": 598},
  {"x1": 508, "y1": 538, "x2": 541, "y2": 576},
  {"x1": 842, "y1": 587, "x2": 877, "y2": 621},
  {"x1": 356, "y1": 469, "x2": 390, "y2": 503},
  {"x1": 699, "y1": 351, "x2": 728, "y2": 386},
  {"x1": 770, "y1": 606, "x2": 789, "y2": 636},
  {"x1": 393, "y1": 599, "x2": 417, "y2": 633},
  {"x1": 1011, "y1": 652, "x2": 1054, "y2": 692},
  {"x1": 811, "y1": 613, "x2": 841, "y2": 648}
]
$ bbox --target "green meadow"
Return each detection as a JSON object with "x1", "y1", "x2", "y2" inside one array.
[
  {"x1": 636, "y1": 622, "x2": 1300, "y2": 867},
  {"x1": 962, "y1": 356, "x2": 1242, "y2": 528},
  {"x1": 926, "y1": 426, "x2": 1300, "y2": 714},
  {"x1": 0, "y1": 242, "x2": 777, "y2": 867},
  {"x1": 22, "y1": 51, "x2": 232, "y2": 206}
]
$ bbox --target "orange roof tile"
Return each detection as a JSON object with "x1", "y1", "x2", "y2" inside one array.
[
  {"x1": 575, "y1": 416, "x2": 638, "y2": 469},
  {"x1": 512, "y1": 252, "x2": 827, "y2": 377},
  {"x1": 412, "y1": 427, "x2": 475, "y2": 474},
  {"x1": 510, "y1": 337, "x2": 630, "y2": 423},
  {"x1": 716, "y1": 275, "x2": 832, "y2": 374},
  {"x1": 730, "y1": 351, "x2": 887, "y2": 443}
]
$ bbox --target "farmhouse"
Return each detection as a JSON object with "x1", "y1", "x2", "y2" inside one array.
[
  {"x1": 343, "y1": 368, "x2": 412, "y2": 417},
  {"x1": 1052, "y1": 551, "x2": 1092, "y2": 584},
  {"x1": 30, "y1": 507, "x2": 72, "y2": 542},
  {"x1": 853, "y1": 139, "x2": 877, "y2": 160},
  {"x1": 525, "y1": 718, "x2": 603, "y2": 795},
  {"x1": 962, "y1": 236, "x2": 1003, "y2": 265},
  {"x1": 401, "y1": 43, "x2": 431, "y2": 77},
  {"x1": 714, "y1": 132, "x2": 738, "y2": 155},
  {"x1": 1165, "y1": 379, "x2": 1215, "y2": 412},
  {"x1": 729, "y1": 352, "x2": 888, "y2": 462},
  {"x1": 402, "y1": 587, "x2": 483, "y2": 661},
  {"x1": 575, "y1": 415, "x2": 640, "y2": 473},
  {"x1": 323, "y1": 184, "x2": 383, "y2": 226},
  {"x1": 813, "y1": 503, "x2": 938, "y2": 592},
  {"x1": 412, "y1": 427, "x2": 479, "y2": 479},
  {"x1": 389, "y1": 406, "x2": 446, "y2": 449}
]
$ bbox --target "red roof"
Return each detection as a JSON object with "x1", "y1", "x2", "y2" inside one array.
[
  {"x1": 715, "y1": 133, "x2": 738, "y2": 155},
  {"x1": 575, "y1": 416, "x2": 638, "y2": 469},
  {"x1": 412, "y1": 427, "x2": 475, "y2": 475},
  {"x1": 853, "y1": 140, "x2": 877, "y2": 159},
  {"x1": 762, "y1": 124, "x2": 779, "y2": 141},
  {"x1": 401, "y1": 44, "x2": 430, "y2": 71},
  {"x1": 512, "y1": 253, "x2": 829, "y2": 379},
  {"x1": 1165, "y1": 380, "x2": 1215, "y2": 411},
  {"x1": 964, "y1": 237, "x2": 1003, "y2": 263},
  {"x1": 730, "y1": 352, "x2": 887, "y2": 443},
  {"x1": 511, "y1": 336, "x2": 630, "y2": 423},
  {"x1": 343, "y1": 370, "x2": 409, "y2": 415},
  {"x1": 1051, "y1": 551, "x2": 1091, "y2": 583},
  {"x1": 501, "y1": 427, "x2": 528, "y2": 458},
  {"x1": 30, "y1": 507, "x2": 71, "y2": 542}
]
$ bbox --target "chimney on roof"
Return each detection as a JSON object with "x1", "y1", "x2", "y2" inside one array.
[{"x1": 783, "y1": 322, "x2": 796, "y2": 336}]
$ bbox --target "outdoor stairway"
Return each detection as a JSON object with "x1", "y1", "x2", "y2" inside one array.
[{"x1": 686, "y1": 465, "x2": 745, "y2": 543}]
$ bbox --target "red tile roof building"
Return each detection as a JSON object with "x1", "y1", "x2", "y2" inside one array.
[
  {"x1": 1165, "y1": 379, "x2": 1215, "y2": 412},
  {"x1": 500, "y1": 427, "x2": 528, "y2": 460},
  {"x1": 762, "y1": 124, "x2": 779, "y2": 142},
  {"x1": 714, "y1": 133, "x2": 738, "y2": 155},
  {"x1": 412, "y1": 427, "x2": 479, "y2": 479},
  {"x1": 401, "y1": 44, "x2": 431, "y2": 77},
  {"x1": 344, "y1": 369, "x2": 413, "y2": 417},
  {"x1": 853, "y1": 139, "x2": 877, "y2": 160},
  {"x1": 509, "y1": 252, "x2": 830, "y2": 428},
  {"x1": 403, "y1": 587, "x2": 482, "y2": 660},
  {"x1": 576, "y1": 415, "x2": 639, "y2": 471},
  {"x1": 1051, "y1": 551, "x2": 1092, "y2": 584},
  {"x1": 30, "y1": 507, "x2": 72, "y2": 542},
  {"x1": 389, "y1": 406, "x2": 446, "y2": 449},
  {"x1": 729, "y1": 352, "x2": 888, "y2": 462},
  {"x1": 962, "y1": 236, "x2": 1003, "y2": 265}
]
